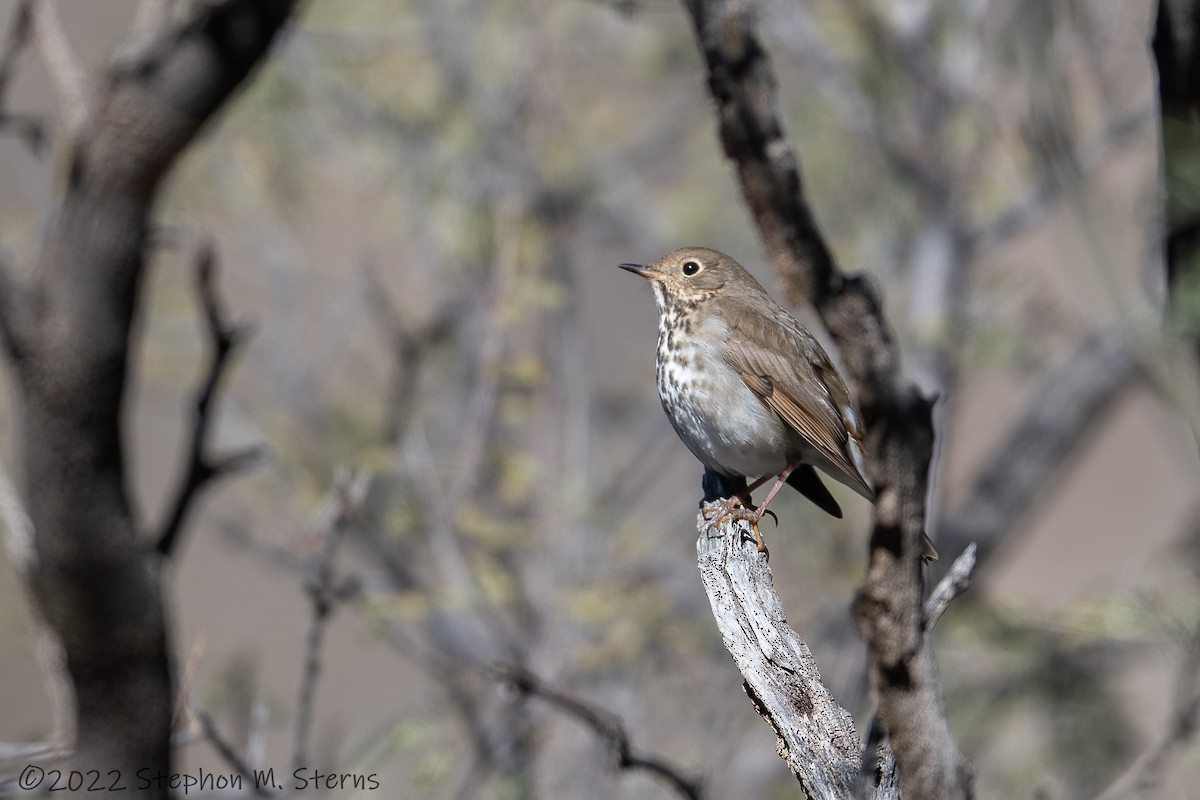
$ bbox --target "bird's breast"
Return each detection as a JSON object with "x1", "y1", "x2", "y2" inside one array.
[{"x1": 655, "y1": 315, "x2": 791, "y2": 478}]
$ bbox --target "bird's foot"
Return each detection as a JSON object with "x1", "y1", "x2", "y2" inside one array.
[
  {"x1": 704, "y1": 494, "x2": 751, "y2": 525},
  {"x1": 702, "y1": 496, "x2": 772, "y2": 559}
]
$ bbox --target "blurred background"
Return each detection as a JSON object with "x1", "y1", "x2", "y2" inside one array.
[{"x1": 1, "y1": 0, "x2": 1198, "y2": 797}]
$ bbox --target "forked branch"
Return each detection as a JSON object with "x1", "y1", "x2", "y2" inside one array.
[{"x1": 156, "y1": 241, "x2": 260, "y2": 556}]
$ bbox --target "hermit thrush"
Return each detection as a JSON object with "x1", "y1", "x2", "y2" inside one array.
[{"x1": 621, "y1": 246, "x2": 937, "y2": 559}]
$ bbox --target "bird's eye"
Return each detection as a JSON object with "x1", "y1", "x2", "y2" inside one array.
[{"x1": 682, "y1": 260, "x2": 702, "y2": 276}]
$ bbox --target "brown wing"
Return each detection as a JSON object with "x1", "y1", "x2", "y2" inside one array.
[{"x1": 720, "y1": 298, "x2": 874, "y2": 498}]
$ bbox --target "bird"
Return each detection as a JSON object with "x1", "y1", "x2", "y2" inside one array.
[{"x1": 620, "y1": 246, "x2": 937, "y2": 560}]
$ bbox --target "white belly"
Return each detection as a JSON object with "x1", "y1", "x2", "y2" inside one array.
[{"x1": 656, "y1": 327, "x2": 790, "y2": 479}]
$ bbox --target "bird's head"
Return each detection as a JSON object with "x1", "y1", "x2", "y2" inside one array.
[{"x1": 619, "y1": 247, "x2": 762, "y2": 311}]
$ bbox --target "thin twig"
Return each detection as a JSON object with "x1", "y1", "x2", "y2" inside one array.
[
  {"x1": 196, "y1": 712, "x2": 274, "y2": 798},
  {"x1": 923, "y1": 544, "x2": 976, "y2": 631},
  {"x1": 496, "y1": 663, "x2": 705, "y2": 800},
  {"x1": 291, "y1": 469, "x2": 369, "y2": 774},
  {"x1": 157, "y1": 241, "x2": 259, "y2": 556}
]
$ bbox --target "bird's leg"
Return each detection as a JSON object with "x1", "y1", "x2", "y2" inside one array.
[
  {"x1": 751, "y1": 463, "x2": 799, "y2": 521},
  {"x1": 743, "y1": 462, "x2": 801, "y2": 552}
]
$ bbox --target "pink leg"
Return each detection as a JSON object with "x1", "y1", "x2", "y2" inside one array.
[{"x1": 752, "y1": 462, "x2": 800, "y2": 521}]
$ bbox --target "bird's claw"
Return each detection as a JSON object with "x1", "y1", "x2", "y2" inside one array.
[{"x1": 747, "y1": 521, "x2": 770, "y2": 561}]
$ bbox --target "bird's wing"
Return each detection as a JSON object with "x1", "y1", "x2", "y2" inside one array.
[{"x1": 721, "y1": 301, "x2": 874, "y2": 499}]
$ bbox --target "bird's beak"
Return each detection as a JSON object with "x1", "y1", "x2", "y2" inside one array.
[{"x1": 618, "y1": 262, "x2": 654, "y2": 280}]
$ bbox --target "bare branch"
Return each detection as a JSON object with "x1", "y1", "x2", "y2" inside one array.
[
  {"x1": 196, "y1": 712, "x2": 274, "y2": 798},
  {"x1": 291, "y1": 469, "x2": 369, "y2": 774},
  {"x1": 695, "y1": 508, "x2": 895, "y2": 799},
  {"x1": 157, "y1": 242, "x2": 260, "y2": 556},
  {"x1": 496, "y1": 663, "x2": 706, "y2": 800},
  {"x1": 923, "y1": 544, "x2": 976, "y2": 632},
  {"x1": 27, "y1": 0, "x2": 87, "y2": 135},
  {"x1": 175, "y1": 630, "x2": 267, "y2": 789}
]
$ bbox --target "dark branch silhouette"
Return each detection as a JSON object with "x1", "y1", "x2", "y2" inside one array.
[
  {"x1": 157, "y1": 241, "x2": 260, "y2": 556},
  {"x1": 496, "y1": 663, "x2": 705, "y2": 800}
]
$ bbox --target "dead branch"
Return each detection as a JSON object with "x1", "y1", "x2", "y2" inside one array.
[
  {"x1": 680, "y1": 0, "x2": 973, "y2": 795},
  {"x1": 195, "y1": 712, "x2": 274, "y2": 798},
  {"x1": 695, "y1": 509, "x2": 899, "y2": 799},
  {"x1": 497, "y1": 663, "x2": 705, "y2": 800},
  {"x1": 291, "y1": 470, "x2": 369, "y2": 774},
  {"x1": 157, "y1": 241, "x2": 260, "y2": 556},
  {"x1": 923, "y1": 545, "x2": 977, "y2": 632}
]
